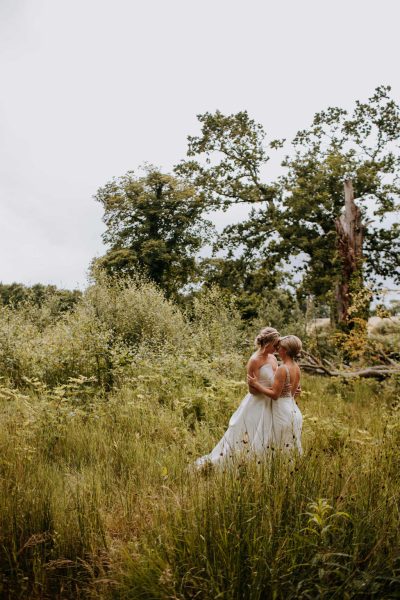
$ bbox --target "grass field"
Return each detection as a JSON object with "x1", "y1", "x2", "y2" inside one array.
[{"x1": 1, "y1": 369, "x2": 399, "y2": 599}]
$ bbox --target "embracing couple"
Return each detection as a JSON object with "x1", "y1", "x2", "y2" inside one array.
[{"x1": 196, "y1": 327, "x2": 303, "y2": 467}]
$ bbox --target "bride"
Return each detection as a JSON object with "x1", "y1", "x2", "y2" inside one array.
[
  {"x1": 247, "y1": 335, "x2": 303, "y2": 453},
  {"x1": 196, "y1": 327, "x2": 280, "y2": 467}
]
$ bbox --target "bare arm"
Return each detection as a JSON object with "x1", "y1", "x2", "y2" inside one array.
[
  {"x1": 247, "y1": 365, "x2": 286, "y2": 401},
  {"x1": 247, "y1": 356, "x2": 260, "y2": 395}
]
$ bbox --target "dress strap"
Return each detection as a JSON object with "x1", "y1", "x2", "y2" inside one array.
[{"x1": 284, "y1": 364, "x2": 290, "y2": 383}]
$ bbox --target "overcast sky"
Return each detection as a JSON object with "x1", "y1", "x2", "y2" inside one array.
[{"x1": 1, "y1": 0, "x2": 399, "y2": 290}]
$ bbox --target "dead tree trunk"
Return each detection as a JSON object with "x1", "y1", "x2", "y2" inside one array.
[{"x1": 334, "y1": 180, "x2": 363, "y2": 326}]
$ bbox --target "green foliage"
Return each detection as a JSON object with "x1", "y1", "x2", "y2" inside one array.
[
  {"x1": 278, "y1": 85, "x2": 400, "y2": 303},
  {"x1": 0, "y1": 282, "x2": 81, "y2": 312},
  {"x1": 175, "y1": 110, "x2": 281, "y2": 210},
  {"x1": 188, "y1": 285, "x2": 245, "y2": 358},
  {"x1": 251, "y1": 288, "x2": 307, "y2": 338},
  {"x1": 176, "y1": 110, "x2": 284, "y2": 300},
  {"x1": 0, "y1": 276, "x2": 399, "y2": 597},
  {"x1": 0, "y1": 275, "x2": 245, "y2": 390},
  {"x1": 332, "y1": 283, "x2": 373, "y2": 361},
  {"x1": 94, "y1": 165, "x2": 213, "y2": 298},
  {"x1": 199, "y1": 256, "x2": 286, "y2": 320},
  {"x1": 177, "y1": 87, "x2": 400, "y2": 319}
]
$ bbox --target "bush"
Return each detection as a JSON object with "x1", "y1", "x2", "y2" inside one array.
[{"x1": 0, "y1": 276, "x2": 246, "y2": 391}]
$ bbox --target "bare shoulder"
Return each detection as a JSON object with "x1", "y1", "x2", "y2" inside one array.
[
  {"x1": 275, "y1": 364, "x2": 286, "y2": 380},
  {"x1": 247, "y1": 353, "x2": 260, "y2": 372}
]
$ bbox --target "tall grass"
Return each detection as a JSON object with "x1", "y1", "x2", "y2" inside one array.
[
  {"x1": 115, "y1": 376, "x2": 400, "y2": 600},
  {"x1": 0, "y1": 277, "x2": 399, "y2": 598}
]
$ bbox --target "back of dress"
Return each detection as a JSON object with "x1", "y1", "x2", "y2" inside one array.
[
  {"x1": 271, "y1": 363, "x2": 303, "y2": 453},
  {"x1": 280, "y1": 365, "x2": 293, "y2": 398}
]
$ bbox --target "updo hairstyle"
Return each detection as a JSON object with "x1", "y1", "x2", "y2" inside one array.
[
  {"x1": 278, "y1": 335, "x2": 302, "y2": 359},
  {"x1": 254, "y1": 327, "x2": 280, "y2": 350}
]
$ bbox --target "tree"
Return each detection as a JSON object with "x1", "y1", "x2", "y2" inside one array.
[
  {"x1": 94, "y1": 166, "x2": 213, "y2": 298},
  {"x1": 175, "y1": 110, "x2": 284, "y2": 303},
  {"x1": 175, "y1": 110, "x2": 280, "y2": 211},
  {"x1": 177, "y1": 87, "x2": 400, "y2": 324},
  {"x1": 277, "y1": 85, "x2": 400, "y2": 323},
  {"x1": 334, "y1": 180, "x2": 363, "y2": 325},
  {"x1": 199, "y1": 256, "x2": 282, "y2": 320}
]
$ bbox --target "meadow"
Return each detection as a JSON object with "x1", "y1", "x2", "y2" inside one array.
[{"x1": 0, "y1": 278, "x2": 399, "y2": 599}]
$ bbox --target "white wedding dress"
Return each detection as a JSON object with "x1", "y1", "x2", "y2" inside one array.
[
  {"x1": 196, "y1": 362, "x2": 303, "y2": 467},
  {"x1": 196, "y1": 362, "x2": 275, "y2": 467}
]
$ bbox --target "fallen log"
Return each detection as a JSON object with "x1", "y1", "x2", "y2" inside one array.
[{"x1": 299, "y1": 351, "x2": 400, "y2": 379}]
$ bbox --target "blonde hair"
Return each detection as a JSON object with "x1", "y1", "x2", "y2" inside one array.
[
  {"x1": 278, "y1": 335, "x2": 302, "y2": 359},
  {"x1": 254, "y1": 327, "x2": 280, "y2": 349}
]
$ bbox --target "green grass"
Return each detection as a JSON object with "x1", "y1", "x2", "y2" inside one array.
[{"x1": 1, "y1": 372, "x2": 400, "y2": 599}]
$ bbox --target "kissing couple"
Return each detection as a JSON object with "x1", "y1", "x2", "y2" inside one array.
[{"x1": 196, "y1": 327, "x2": 303, "y2": 467}]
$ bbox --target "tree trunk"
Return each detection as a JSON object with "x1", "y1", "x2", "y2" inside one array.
[{"x1": 334, "y1": 180, "x2": 363, "y2": 326}]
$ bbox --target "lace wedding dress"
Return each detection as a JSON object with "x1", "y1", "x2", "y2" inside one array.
[
  {"x1": 196, "y1": 362, "x2": 275, "y2": 467},
  {"x1": 272, "y1": 364, "x2": 302, "y2": 453}
]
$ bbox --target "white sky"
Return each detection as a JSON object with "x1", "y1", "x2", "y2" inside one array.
[{"x1": 1, "y1": 0, "x2": 399, "y2": 290}]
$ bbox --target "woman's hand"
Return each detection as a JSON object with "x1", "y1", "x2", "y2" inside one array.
[
  {"x1": 248, "y1": 365, "x2": 286, "y2": 401},
  {"x1": 294, "y1": 384, "x2": 301, "y2": 397},
  {"x1": 247, "y1": 373, "x2": 261, "y2": 391}
]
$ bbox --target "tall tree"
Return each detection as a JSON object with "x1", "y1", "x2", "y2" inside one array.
[
  {"x1": 277, "y1": 85, "x2": 400, "y2": 323},
  {"x1": 178, "y1": 87, "x2": 400, "y2": 323},
  {"x1": 175, "y1": 110, "x2": 284, "y2": 299},
  {"x1": 94, "y1": 166, "x2": 213, "y2": 297}
]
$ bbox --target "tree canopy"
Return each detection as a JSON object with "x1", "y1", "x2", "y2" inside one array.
[
  {"x1": 94, "y1": 166, "x2": 213, "y2": 298},
  {"x1": 174, "y1": 86, "x2": 400, "y2": 320},
  {"x1": 95, "y1": 87, "x2": 400, "y2": 323}
]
